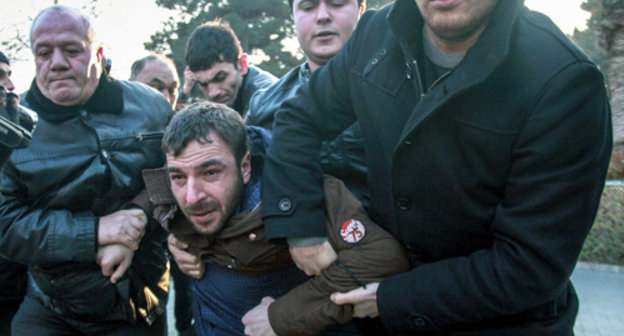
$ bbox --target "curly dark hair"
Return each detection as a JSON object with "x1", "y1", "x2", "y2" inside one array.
[{"x1": 185, "y1": 19, "x2": 242, "y2": 72}]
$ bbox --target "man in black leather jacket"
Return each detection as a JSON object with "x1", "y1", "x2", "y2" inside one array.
[
  {"x1": 0, "y1": 6, "x2": 172, "y2": 335},
  {"x1": 245, "y1": 0, "x2": 369, "y2": 211},
  {"x1": 0, "y1": 51, "x2": 34, "y2": 334}
]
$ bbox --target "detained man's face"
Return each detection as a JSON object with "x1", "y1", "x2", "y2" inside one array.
[
  {"x1": 192, "y1": 60, "x2": 248, "y2": 108},
  {"x1": 167, "y1": 135, "x2": 251, "y2": 235},
  {"x1": 31, "y1": 10, "x2": 100, "y2": 106},
  {"x1": 293, "y1": 0, "x2": 363, "y2": 71},
  {"x1": 415, "y1": 0, "x2": 499, "y2": 45},
  {"x1": 134, "y1": 58, "x2": 180, "y2": 108}
]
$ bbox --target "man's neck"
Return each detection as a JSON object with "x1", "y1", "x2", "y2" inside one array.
[{"x1": 424, "y1": 24, "x2": 487, "y2": 55}]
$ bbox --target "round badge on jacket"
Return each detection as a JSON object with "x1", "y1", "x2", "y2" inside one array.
[{"x1": 340, "y1": 219, "x2": 366, "y2": 243}]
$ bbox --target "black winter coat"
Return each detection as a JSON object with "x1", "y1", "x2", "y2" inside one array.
[
  {"x1": 0, "y1": 76, "x2": 173, "y2": 324},
  {"x1": 261, "y1": 0, "x2": 612, "y2": 334},
  {"x1": 245, "y1": 63, "x2": 369, "y2": 205}
]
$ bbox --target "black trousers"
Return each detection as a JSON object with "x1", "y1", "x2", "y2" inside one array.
[{"x1": 11, "y1": 295, "x2": 166, "y2": 336}]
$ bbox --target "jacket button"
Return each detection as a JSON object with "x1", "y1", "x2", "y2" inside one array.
[
  {"x1": 278, "y1": 198, "x2": 292, "y2": 212},
  {"x1": 80, "y1": 110, "x2": 90, "y2": 119},
  {"x1": 371, "y1": 58, "x2": 378, "y2": 65},
  {"x1": 396, "y1": 197, "x2": 411, "y2": 211},
  {"x1": 248, "y1": 232, "x2": 257, "y2": 241}
]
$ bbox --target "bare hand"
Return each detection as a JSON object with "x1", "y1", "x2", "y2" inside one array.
[
  {"x1": 289, "y1": 240, "x2": 337, "y2": 276},
  {"x1": 96, "y1": 244, "x2": 134, "y2": 284},
  {"x1": 331, "y1": 282, "x2": 380, "y2": 318},
  {"x1": 98, "y1": 209, "x2": 147, "y2": 250},
  {"x1": 168, "y1": 234, "x2": 205, "y2": 279},
  {"x1": 242, "y1": 297, "x2": 277, "y2": 336},
  {"x1": 182, "y1": 66, "x2": 196, "y2": 94}
]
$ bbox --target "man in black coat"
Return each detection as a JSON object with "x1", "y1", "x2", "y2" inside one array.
[{"x1": 260, "y1": 0, "x2": 612, "y2": 334}]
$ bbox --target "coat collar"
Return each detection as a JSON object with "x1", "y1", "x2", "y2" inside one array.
[
  {"x1": 387, "y1": 0, "x2": 524, "y2": 81},
  {"x1": 388, "y1": 0, "x2": 525, "y2": 146},
  {"x1": 25, "y1": 75, "x2": 123, "y2": 123}
]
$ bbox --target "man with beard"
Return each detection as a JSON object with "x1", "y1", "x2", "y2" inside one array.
[{"x1": 139, "y1": 101, "x2": 408, "y2": 335}]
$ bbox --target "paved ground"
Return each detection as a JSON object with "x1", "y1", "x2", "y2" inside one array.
[
  {"x1": 167, "y1": 262, "x2": 624, "y2": 335},
  {"x1": 571, "y1": 262, "x2": 624, "y2": 336}
]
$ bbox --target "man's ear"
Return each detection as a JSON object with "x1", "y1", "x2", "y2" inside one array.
[
  {"x1": 241, "y1": 151, "x2": 251, "y2": 184},
  {"x1": 359, "y1": 3, "x2": 366, "y2": 16},
  {"x1": 238, "y1": 54, "x2": 249, "y2": 76},
  {"x1": 96, "y1": 46, "x2": 104, "y2": 62}
]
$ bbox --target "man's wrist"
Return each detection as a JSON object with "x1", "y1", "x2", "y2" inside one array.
[{"x1": 287, "y1": 236, "x2": 327, "y2": 247}]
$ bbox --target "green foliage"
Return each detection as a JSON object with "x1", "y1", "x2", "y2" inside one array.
[
  {"x1": 580, "y1": 185, "x2": 624, "y2": 266},
  {"x1": 572, "y1": 0, "x2": 609, "y2": 80}
]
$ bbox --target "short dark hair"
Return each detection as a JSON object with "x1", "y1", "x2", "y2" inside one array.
[
  {"x1": 163, "y1": 101, "x2": 248, "y2": 164},
  {"x1": 0, "y1": 51, "x2": 9, "y2": 66},
  {"x1": 185, "y1": 20, "x2": 242, "y2": 73},
  {"x1": 288, "y1": 0, "x2": 366, "y2": 12}
]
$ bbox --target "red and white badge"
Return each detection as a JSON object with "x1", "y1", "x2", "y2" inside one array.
[{"x1": 340, "y1": 219, "x2": 366, "y2": 243}]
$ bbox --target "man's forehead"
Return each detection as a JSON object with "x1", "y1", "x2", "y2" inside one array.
[
  {"x1": 0, "y1": 63, "x2": 10, "y2": 73},
  {"x1": 193, "y1": 62, "x2": 237, "y2": 80},
  {"x1": 32, "y1": 12, "x2": 91, "y2": 46},
  {"x1": 166, "y1": 137, "x2": 236, "y2": 168},
  {"x1": 140, "y1": 60, "x2": 179, "y2": 85}
]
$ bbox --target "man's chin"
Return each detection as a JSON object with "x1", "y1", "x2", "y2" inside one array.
[
  {"x1": 192, "y1": 220, "x2": 223, "y2": 235},
  {"x1": 46, "y1": 89, "x2": 82, "y2": 106}
]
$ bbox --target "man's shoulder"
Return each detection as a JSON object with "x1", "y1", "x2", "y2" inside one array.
[
  {"x1": 246, "y1": 64, "x2": 305, "y2": 127},
  {"x1": 246, "y1": 66, "x2": 278, "y2": 90},
  {"x1": 514, "y1": 7, "x2": 593, "y2": 65},
  {"x1": 118, "y1": 80, "x2": 172, "y2": 117}
]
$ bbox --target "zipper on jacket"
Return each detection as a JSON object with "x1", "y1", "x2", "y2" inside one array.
[
  {"x1": 136, "y1": 131, "x2": 164, "y2": 141},
  {"x1": 428, "y1": 70, "x2": 452, "y2": 93},
  {"x1": 409, "y1": 59, "x2": 426, "y2": 100}
]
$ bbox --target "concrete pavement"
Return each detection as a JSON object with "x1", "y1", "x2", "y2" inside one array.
[{"x1": 572, "y1": 262, "x2": 624, "y2": 336}]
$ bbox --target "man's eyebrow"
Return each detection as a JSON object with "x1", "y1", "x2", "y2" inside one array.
[
  {"x1": 197, "y1": 160, "x2": 226, "y2": 170},
  {"x1": 167, "y1": 159, "x2": 226, "y2": 174},
  {"x1": 167, "y1": 166, "x2": 183, "y2": 174},
  {"x1": 149, "y1": 78, "x2": 166, "y2": 85},
  {"x1": 209, "y1": 70, "x2": 227, "y2": 81}
]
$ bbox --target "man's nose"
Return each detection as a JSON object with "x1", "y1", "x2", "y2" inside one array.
[
  {"x1": 50, "y1": 49, "x2": 69, "y2": 70},
  {"x1": 161, "y1": 89, "x2": 174, "y2": 105},
  {"x1": 185, "y1": 177, "x2": 207, "y2": 205},
  {"x1": 317, "y1": 2, "x2": 332, "y2": 23},
  {"x1": 208, "y1": 84, "x2": 223, "y2": 100},
  {"x1": 3, "y1": 78, "x2": 15, "y2": 92}
]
